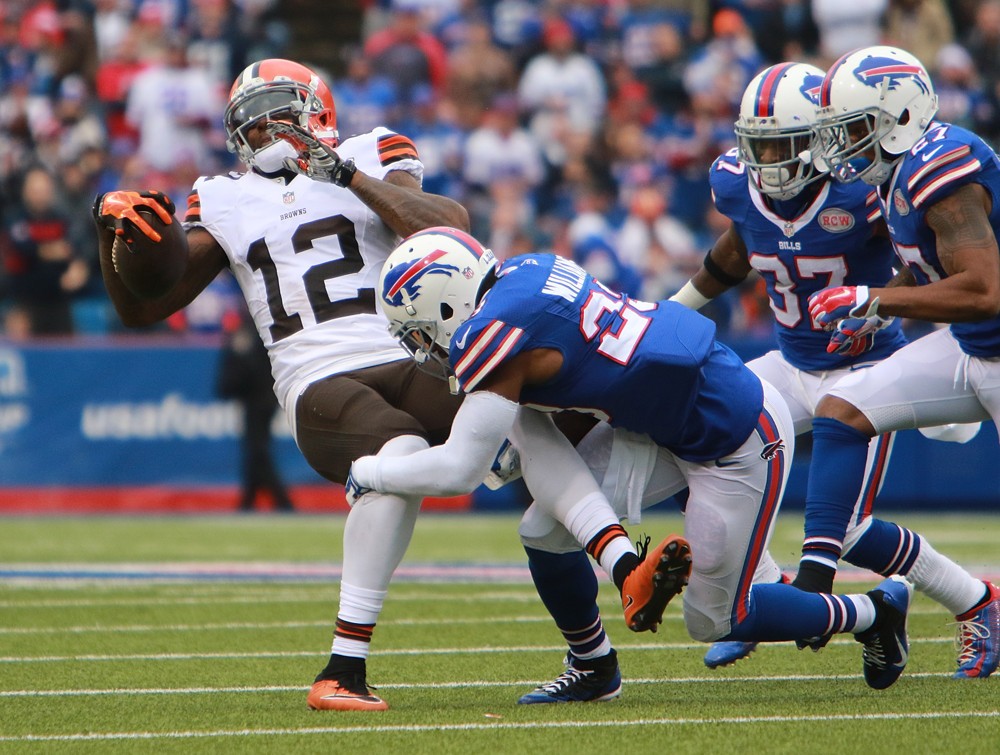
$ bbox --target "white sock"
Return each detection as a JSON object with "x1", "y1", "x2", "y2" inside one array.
[
  {"x1": 848, "y1": 594, "x2": 877, "y2": 633},
  {"x1": 905, "y1": 538, "x2": 985, "y2": 616}
]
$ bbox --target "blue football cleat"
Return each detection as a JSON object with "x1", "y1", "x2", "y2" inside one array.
[
  {"x1": 704, "y1": 641, "x2": 757, "y2": 669},
  {"x1": 518, "y1": 651, "x2": 622, "y2": 704},
  {"x1": 855, "y1": 575, "x2": 913, "y2": 690},
  {"x1": 953, "y1": 581, "x2": 1000, "y2": 679}
]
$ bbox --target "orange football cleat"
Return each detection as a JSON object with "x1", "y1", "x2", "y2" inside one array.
[
  {"x1": 622, "y1": 534, "x2": 692, "y2": 632},
  {"x1": 307, "y1": 677, "x2": 389, "y2": 712}
]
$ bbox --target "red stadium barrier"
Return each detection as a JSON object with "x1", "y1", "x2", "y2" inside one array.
[{"x1": 0, "y1": 487, "x2": 472, "y2": 515}]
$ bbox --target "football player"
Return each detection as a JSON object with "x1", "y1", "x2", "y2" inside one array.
[
  {"x1": 93, "y1": 59, "x2": 684, "y2": 711},
  {"x1": 668, "y1": 62, "x2": 995, "y2": 675},
  {"x1": 93, "y1": 59, "x2": 468, "y2": 711},
  {"x1": 803, "y1": 46, "x2": 1000, "y2": 678},
  {"x1": 351, "y1": 226, "x2": 917, "y2": 692}
]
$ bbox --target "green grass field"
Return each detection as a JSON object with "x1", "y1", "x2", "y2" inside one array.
[{"x1": 1, "y1": 511, "x2": 998, "y2": 753}]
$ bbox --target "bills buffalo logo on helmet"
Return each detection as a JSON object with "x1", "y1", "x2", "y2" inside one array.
[
  {"x1": 852, "y1": 57, "x2": 930, "y2": 95},
  {"x1": 800, "y1": 74, "x2": 823, "y2": 105},
  {"x1": 382, "y1": 249, "x2": 464, "y2": 308}
]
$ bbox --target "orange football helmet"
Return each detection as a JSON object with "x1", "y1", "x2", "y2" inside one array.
[{"x1": 224, "y1": 59, "x2": 337, "y2": 171}]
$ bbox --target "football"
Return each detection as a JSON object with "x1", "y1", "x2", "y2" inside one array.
[{"x1": 111, "y1": 207, "x2": 189, "y2": 299}]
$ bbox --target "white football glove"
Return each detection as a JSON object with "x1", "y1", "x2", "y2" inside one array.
[
  {"x1": 482, "y1": 439, "x2": 523, "y2": 490},
  {"x1": 265, "y1": 120, "x2": 357, "y2": 187},
  {"x1": 344, "y1": 456, "x2": 377, "y2": 506}
]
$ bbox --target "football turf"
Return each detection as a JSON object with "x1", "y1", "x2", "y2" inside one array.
[{"x1": 1, "y1": 512, "x2": 998, "y2": 753}]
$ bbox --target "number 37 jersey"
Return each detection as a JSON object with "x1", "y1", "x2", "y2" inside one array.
[
  {"x1": 450, "y1": 254, "x2": 764, "y2": 462},
  {"x1": 185, "y1": 127, "x2": 420, "y2": 410}
]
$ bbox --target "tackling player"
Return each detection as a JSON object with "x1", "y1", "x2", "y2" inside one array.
[
  {"x1": 668, "y1": 62, "x2": 995, "y2": 675},
  {"x1": 350, "y1": 226, "x2": 917, "y2": 692},
  {"x1": 803, "y1": 45, "x2": 1000, "y2": 678}
]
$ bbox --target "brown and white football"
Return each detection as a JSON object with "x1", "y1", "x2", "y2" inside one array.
[{"x1": 111, "y1": 207, "x2": 189, "y2": 299}]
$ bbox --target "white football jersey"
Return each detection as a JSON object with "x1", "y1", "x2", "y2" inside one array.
[{"x1": 185, "y1": 127, "x2": 424, "y2": 411}]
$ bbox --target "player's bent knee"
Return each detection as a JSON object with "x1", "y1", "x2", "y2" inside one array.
[
  {"x1": 378, "y1": 434, "x2": 430, "y2": 458},
  {"x1": 684, "y1": 604, "x2": 728, "y2": 643},
  {"x1": 842, "y1": 516, "x2": 874, "y2": 556},
  {"x1": 815, "y1": 395, "x2": 874, "y2": 434},
  {"x1": 519, "y1": 505, "x2": 581, "y2": 553}
]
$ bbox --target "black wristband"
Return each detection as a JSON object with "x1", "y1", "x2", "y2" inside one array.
[
  {"x1": 331, "y1": 158, "x2": 357, "y2": 188},
  {"x1": 703, "y1": 250, "x2": 746, "y2": 287}
]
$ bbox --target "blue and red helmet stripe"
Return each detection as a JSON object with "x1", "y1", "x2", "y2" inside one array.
[
  {"x1": 754, "y1": 62, "x2": 796, "y2": 117},
  {"x1": 404, "y1": 226, "x2": 489, "y2": 260},
  {"x1": 820, "y1": 51, "x2": 853, "y2": 107}
]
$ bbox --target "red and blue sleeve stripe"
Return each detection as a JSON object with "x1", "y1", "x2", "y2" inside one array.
[{"x1": 453, "y1": 320, "x2": 524, "y2": 392}]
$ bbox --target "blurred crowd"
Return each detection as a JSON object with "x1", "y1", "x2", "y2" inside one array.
[{"x1": 0, "y1": 0, "x2": 996, "y2": 340}]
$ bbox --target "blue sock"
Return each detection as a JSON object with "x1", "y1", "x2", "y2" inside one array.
[
  {"x1": 725, "y1": 583, "x2": 859, "y2": 642},
  {"x1": 526, "y1": 547, "x2": 606, "y2": 657},
  {"x1": 801, "y1": 418, "x2": 872, "y2": 570},
  {"x1": 845, "y1": 519, "x2": 921, "y2": 577}
]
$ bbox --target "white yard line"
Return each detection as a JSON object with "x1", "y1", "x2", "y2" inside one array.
[
  {"x1": 0, "y1": 671, "x2": 977, "y2": 698},
  {"x1": 0, "y1": 711, "x2": 997, "y2": 743},
  {"x1": 0, "y1": 635, "x2": 957, "y2": 664}
]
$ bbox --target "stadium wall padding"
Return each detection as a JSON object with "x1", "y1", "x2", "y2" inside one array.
[{"x1": 0, "y1": 339, "x2": 995, "y2": 513}]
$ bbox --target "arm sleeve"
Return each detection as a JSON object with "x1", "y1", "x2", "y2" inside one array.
[
  {"x1": 358, "y1": 390, "x2": 519, "y2": 497},
  {"x1": 512, "y1": 409, "x2": 606, "y2": 523}
]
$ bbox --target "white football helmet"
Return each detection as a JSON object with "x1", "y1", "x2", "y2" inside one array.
[
  {"x1": 379, "y1": 227, "x2": 498, "y2": 380},
  {"x1": 817, "y1": 46, "x2": 938, "y2": 185},
  {"x1": 735, "y1": 62, "x2": 826, "y2": 200},
  {"x1": 224, "y1": 59, "x2": 338, "y2": 173}
]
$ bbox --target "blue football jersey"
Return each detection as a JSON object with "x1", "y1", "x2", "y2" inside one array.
[
  {"x1": 879, "y1": 121, "x2": 1000, "y2": 357},
  {"x1": 711, "y1": 148, "x2": 907, "y2": 370},
  {"x1": 449, "y1": 254, "x2": 764, "y2": 462}
]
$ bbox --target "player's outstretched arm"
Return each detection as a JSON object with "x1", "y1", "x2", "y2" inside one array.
[
  {"x1": 671, "y1": 225, "x2": 751, "y2": 309},
  {"x1": 96, "y1": 199, "x2": 228, "y2": 328},
  {"x1": 350, "y1": 390, "x2": 519, "y2": 498}
]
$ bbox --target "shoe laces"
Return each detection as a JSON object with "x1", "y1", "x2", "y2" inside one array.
[
  {"x1": 335, "y1": 672, "x2": 375, "y2": 696},
  {"x1": 635, "y1": 535, "x2": 651, "y2": 562},
  {"x1": 952, "y1": 618, "x2": 991, "y2": 666},
  {"x1": 861, "y1": 633, "x2": 888, "y2": 670},
  {"x1": 538, "y1": 666, "x2": 593, "y2": 695}
]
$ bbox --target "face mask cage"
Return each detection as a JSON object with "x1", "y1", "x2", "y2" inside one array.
[
  {"x1": 818, "y1": 108, "x2": 894, "y2": 184},
  {"x1": 224, "y1": 83, "x2": 316, "y2": 165},
  {"x1": 735, "y1": 121, "x2": 819, "y2": 199},
  {"x1": 392, "y1": 320, "x2": 454, "y2": 383}
]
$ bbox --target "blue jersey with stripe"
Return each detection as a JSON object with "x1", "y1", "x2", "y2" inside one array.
[
  {"x1": 880, "y1": 121, "x2": 1000, "y2": 357},
  {"x1": 711, "y1": 148, "x2": 907, "y2": 370},
  {"x1": 450, "y1": 254, "x2": 763, "y2": 461}
]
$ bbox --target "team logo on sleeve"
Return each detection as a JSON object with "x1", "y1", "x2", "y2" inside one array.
[
  {"x1": 382, "y1": 249, "x2": 463, "y2": 307},
  {"x1": 853, "y1": 57, "x2": 930, "y2": 95}
]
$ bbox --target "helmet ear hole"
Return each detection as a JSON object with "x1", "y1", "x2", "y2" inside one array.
[
  {"x1": 440, "y1": 303, "x2": 454, "y2": 321},
  {"x1": 899, "y1": 109, "x2": 910, "y2": 126}
]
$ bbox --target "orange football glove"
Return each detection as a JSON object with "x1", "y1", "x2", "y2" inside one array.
[{"x1": 93, "y1": 190, "x2": 176, "y2": 244}]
